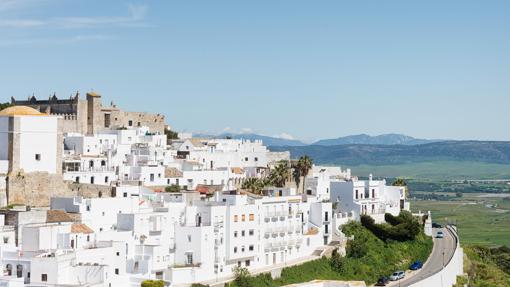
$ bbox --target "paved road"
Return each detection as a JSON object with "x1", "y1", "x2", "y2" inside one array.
[{"x1": 387, "y1": 227, "x2": 457, "y2": 287}]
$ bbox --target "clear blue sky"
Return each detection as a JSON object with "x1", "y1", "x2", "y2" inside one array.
[{"x1": 1, "y1": 0, "x2": 509, "y2": 142}]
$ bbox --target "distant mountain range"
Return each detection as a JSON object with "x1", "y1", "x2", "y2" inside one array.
[
  {"x1": 269, "y1": 141, "x2": 510, "y2": 166},
  {"x1": 313, "y1": 133, "x2": 441, "y2": 146}
]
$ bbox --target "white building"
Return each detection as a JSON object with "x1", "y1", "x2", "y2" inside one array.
[
  {"x1": 0, "y1": 106, "x2": 61, "y2": 175},
  {"x1": 330, "y1": 175, "x2": 409, "y2": 223}
]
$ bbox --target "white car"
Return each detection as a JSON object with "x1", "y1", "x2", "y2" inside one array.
[{"x1": 390, "y1": 271, "x2": 405, "y2": 281}]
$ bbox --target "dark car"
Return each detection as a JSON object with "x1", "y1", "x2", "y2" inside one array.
[
  {"x1": 375, "y1": 276, "x2": 390, "y2": 286},
  {"x1": 410, "y1": 260, "x2": 423, "y2": 270},
  {"x1": 432, "y1": 222, "x2": 442, "y2": 228}
]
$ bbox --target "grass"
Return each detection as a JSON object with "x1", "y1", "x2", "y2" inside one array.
[
  {"x1": 350, "y1": 161, "x2": 510, "y2": 180},
  {"x1": 411, "y1": 193, "x2": 510, "y2": 246},
  {"x1": 455, "y1": 245, "x2": 510, "y2": 287},
  {"x1": 231, "y1": 221, "x2": 432, "y2": 286}
]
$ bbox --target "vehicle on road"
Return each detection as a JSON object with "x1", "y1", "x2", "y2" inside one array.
[
  {"x1": 432, "y1": 222, "x2": 442, "y2": 228},
  {"x1": 410, "y1": 260, "x2": 423, "y2": 270},
  {"x1": 375, "y1": 276, "x2": 390, "y2": 286},
  {"x1": 390, "y1": 271, "x2": 405, "y2": 281},
  {"x1": 436, "y1": 231, "x2": 445, "y2": 238}
]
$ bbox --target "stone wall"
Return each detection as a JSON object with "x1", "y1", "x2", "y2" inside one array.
[{"x1": 5, "y1": 171, "x2": 114, "y2": 207}]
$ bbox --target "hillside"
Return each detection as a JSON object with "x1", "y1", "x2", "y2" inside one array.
[
  {"x1": 269, "y1": 141, "x2": 510, "y2": 166},
  {"x1": 313, "y1": 133, "x2": 440, "y2": 146}
]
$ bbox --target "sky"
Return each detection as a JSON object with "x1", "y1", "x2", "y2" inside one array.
[{"x1": 0, "y1": 0, "x2": 509, "y2": 142}]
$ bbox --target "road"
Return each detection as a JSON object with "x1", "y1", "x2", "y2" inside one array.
[{"x1": 387, "y1": 227, "x2": 457, "y2": 287}]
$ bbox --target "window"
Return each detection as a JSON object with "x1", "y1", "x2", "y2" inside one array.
[
  {"x1": 249, "y1": 245, "x2": 254, "y2": 251},
  {"x1": 241, "y1": 246, "x2": 245, "y2": 252},
  {"x1": 115, "y1": 268, "x2": 119, "y2": 275},
  {"x1": 254, "y1": 157, "x2": 258, "y2": 162},
  {"x1": 104, "y1": 114, "x2": 111, "y2": 128},
  {"x1": 249, "y1": 214, "x2": 254, "y2": 221},
  {"x1": 87, "y1": 235, "x2": 90, "y2": 242},
  {"x1": 186, "y1": 253, "x2": 193, "y2": 265},
  {"x1": 187, "y1": 235, "x2": 192, "y2": 242},
  {"x1": 241, "y1": 214, "x2": 246, "y2": 222},
  {"x1": 234, "y1": 231, "x2": 238, "y2": 238},
  {"x1": 128, "y1": 120, "x2": 133, "y2": 126},
  {"x1": 234, "y1": 215, "x2": 238, "y2": 222},
  {"x1": 90, "y1": 176, "x2": 95, "y2": 184},
  {"x1": 249, "y1": 229, "x2": 254, "y2": 236},
  {"x1": 35, "y1": 154, "x2": 41, "y2": 161},
  {"x1": 355, "y1": 190, "x2": 359, "y2": 199},
  {"x1": 234, "y1": 247, "x2": 238, "y2": 253},
  {"x1": 105, "y1": 176, "x2": 109, "y2": 183},
  {"x1": 245, "y1": 260, "x2": 250, "y2": 266},
  {"x1": 137, "y1": 122, "x2": 141, "y2": 127},
  {"x1": 41, "y1": 274, "x2": 48, "y2": 282},
  {"x1": 244, "y1": 157, "x2": 248, "y2": 161},
  {"x1": 150, "y1": 174, "x2": 155, "y2": 182},
  {"x1": 75, "y1": 177, "x2": 80, "y2": 183},
  {"x1": 241, "y1": 230, "x2": 245, "y2": 237}
]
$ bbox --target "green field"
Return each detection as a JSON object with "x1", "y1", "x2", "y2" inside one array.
[
  {"x1": 350, "y1": 161, "x2": 510, "y2": 180},
  {"x1": 411, "y1": 193, "x2": 510, "y2": 246}
]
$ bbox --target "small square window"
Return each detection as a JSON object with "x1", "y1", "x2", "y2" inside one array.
[
  {"x1": 35, "y1": 154, "x2": 41, "y2": 161},
  {"x1": 41, "y1": 274, "x2": 47, "y2": 282},
  {"x1": 249, "y1": 245, "x2": 254, "y2": 251}
]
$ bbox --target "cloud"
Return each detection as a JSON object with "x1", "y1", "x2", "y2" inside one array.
[
  {"x1": 240, "y1": 128, "x2": 254, "y2": 134},
  {"x1": 0, "y1": 3, "x2": 149, "y2": 29}
]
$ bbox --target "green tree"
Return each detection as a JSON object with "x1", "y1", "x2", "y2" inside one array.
[
  {"x1": 241, "y1": 178, "x2": 267, "y2": 195},
  {"x1": 233, "y1": 266, "x2": 251, "y2": 287},
  {"x1": 164, "y1": 128, "x2": 179, "y2": 140},
  {"x1": 269, "y1": 160, "x2": 291, "y2": 187},
  {"x1": 0, "y1": 102, "x2": 12, "y2": 111},
  {"x1": 165, "y1": 184, "x2": 181, "y2": 193},
  {"x1": 296, "y1": 155, "x2": 313, "y2": 194},
  {"x1": 141, "y1": 279, "x2": 164, "y2": 287}
]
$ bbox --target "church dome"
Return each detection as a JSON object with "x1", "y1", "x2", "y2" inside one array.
[{"x1": 0, "y1": 106, "x2": 46, "y2": 116}]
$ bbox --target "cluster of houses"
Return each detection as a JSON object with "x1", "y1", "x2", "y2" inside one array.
[{"x1": 0, "y1": 94, "x2": 408, "y2": 287}]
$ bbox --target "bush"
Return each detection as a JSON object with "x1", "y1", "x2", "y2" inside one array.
[
  {"x1": 191, "y1": 284, "x2": 209, "y2": 287},
  {"x1": 361, "y1": 211, "x2": 421, "y2": 242},
  {"x1": 141, "y1": 280, "x2": 164, "y2": 287},
  {"x1": 165, "y1": 184, "x2": 180, "y2": 193}
]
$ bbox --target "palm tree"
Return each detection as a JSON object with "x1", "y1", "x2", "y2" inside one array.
[
  {"x1": 296, "y1": 155, "x2": 313, "y2": 194},
  {"x1": 269, "y1": 160, "x2": 291, "y2": 187},
  {"x1": 241, "y1": 178, "x2": 265, "y2": 195}
]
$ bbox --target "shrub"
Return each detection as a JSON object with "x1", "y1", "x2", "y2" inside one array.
[
  {"x1": 165, "y1": 184, "x2": 180, "y2": 193},
  {"x1": 141, "y1": 280, "x2": 164, "y2": 287}
]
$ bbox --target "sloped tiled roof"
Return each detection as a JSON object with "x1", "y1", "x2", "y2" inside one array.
[
  {"x1": 71, "y1": 223, "x2": 94, "y2": 234},
  {"x1": 47, "y1": 210, "x2": 74, "y2": 223}
]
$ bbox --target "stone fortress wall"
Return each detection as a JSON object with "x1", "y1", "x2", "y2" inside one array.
[{"x1": 11, "y1": 91, "x2": 166, "y2": 135}]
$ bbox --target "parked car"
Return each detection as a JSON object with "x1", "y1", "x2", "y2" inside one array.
[
  {"x1": 375, "y1": 276, "x2": 390, "y2": 286},
  {"x1": 410, "y1": 260, "x2": 423, "y2": 270},
  {"x1": 390, "y1": 271, "x2": 405, "y2": 281},
  {"x1": 436, "y1": 231, "x2": 445, "y2": 238},
  {"x1": 432, "y1": 222, "x2": 442, "y2": 228}
]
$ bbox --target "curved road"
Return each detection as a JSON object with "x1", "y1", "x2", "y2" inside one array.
[{"x1": 387, "y1": 227, "x2": 457, "y2": 287}]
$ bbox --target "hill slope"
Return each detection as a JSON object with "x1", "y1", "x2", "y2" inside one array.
[
  {"x1": 313, "y1": 133, "x2": 441, "y2": 146},
  {"x1": 269, "y1": 141, "x2": 510, "y2": 166}
]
